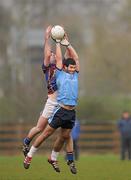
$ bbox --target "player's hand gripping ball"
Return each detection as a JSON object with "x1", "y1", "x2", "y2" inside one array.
[{"x1": 51, "y1": 25, "x2": 65, "y2": 42}]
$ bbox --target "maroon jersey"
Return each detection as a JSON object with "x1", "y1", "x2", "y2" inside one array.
[{"x1": 42, "y1": 63, "x2": 57, "y2": 94}]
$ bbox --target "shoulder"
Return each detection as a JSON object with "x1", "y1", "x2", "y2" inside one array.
[
  {"x1": 49, "y1": 64, "x2": 56, "y2": 70},
  {"x1": 55, "y1": 68, "x2": 63, "y2": 77},
  {"x1": 42, "y1": 63, "x2": 49, "y2": 72},
  {"x1": 75, "y1": 70, "x2": 79, "y2": 74},
  {"x1": 75, "y1": 71, "x2": 79, "y2": 75}
]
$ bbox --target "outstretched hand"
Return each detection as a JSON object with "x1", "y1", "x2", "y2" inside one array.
[
  {"x1": 60, "y1": 32, "x2": 70, "y2": 47},
  {"x1": 64, "y1": 31, "x2": 69, "y2": 41},
  {"x1": 51, "y1": 26, "x2": 70, "y2": 46},
  {"x1": 45, "y1": 25, "x2": 52, "y2": 40}
]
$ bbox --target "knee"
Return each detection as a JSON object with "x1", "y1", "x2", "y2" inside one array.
[
  {"x1": 42, "y1": 129, "x2": 52, "y2": 138},
  {"x1": 57, "y1": 136, "x2": 65, "y2": 143},
  {"x1": 35, "y1": 126, "x2": 43, "y2": 133},
  {"x1": 62, "y1": 133, "x2": 70, "y2": 140}
]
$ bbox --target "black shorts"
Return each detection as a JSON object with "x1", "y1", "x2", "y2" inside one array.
[{"x1": 48, "y1": 106, "x2": 76, "y2": 129}]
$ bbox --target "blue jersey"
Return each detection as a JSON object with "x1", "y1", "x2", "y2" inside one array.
[
  {"x1": 42, "y1": 63, "x2": 57, "y2": 94},
  {"x1": 55, "y1": 69, "x2": 79, "y2": 106},
  {"x1": 118, "y1": 118, "x2": 131, "y2": 138}
]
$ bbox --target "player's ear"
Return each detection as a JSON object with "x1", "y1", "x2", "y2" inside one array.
[{"x1": 63, "y1": 65, "x2": 66, "y2": 69}]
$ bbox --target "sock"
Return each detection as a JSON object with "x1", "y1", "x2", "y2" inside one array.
[
  {"x1": 51, "y1": 150, "x2": 59, "y2": 161},
  {"x1": 66, "y1": 152, "x2": 74, "y2": 161},
  {"x1": 27, "y1": 146, "x2": 38, "y2": 157},
  {"x1": 23, "y1": 137, "x2": 31, "y2": 145}
]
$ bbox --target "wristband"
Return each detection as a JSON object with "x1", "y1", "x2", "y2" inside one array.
[{"x1": 67, "y1": 44, "x2": 71, "y2": 48}]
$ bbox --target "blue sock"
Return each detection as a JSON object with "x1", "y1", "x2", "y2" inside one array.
[
  {"x1": 23, "y1": 137, "x2": 31, "y2": 145},
  {"x1": 66, "y1": 152, "x2": 74, "y2": 161}
]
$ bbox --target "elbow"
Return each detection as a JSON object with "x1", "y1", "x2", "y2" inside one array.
[
  {"x1": 56, "y1": 54, "x2": 62, "y2": 61},
  {"x1": 75, "y1": 57, "x2": 79, "y2": 61}
]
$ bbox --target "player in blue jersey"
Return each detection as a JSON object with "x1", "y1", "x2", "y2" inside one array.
[
  {"x1": 48, "y1": 36, "x2": 79, "y2": 174},
  {"x1": 23, "y1": 26, "x2": 75, "y2": 173},
  {"x1": 23, "y1": 30, "x2": 79, "y2": 174}
]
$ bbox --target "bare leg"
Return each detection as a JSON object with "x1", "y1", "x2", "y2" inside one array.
[
  {"x1": 23, "y1": 116, "x2": 48, "y2": 157},
  {"x1": 49, "y1": 128, "x2": 77, "y2": 174},
  {"x1": 53, "y1": 136, "x2": 65, "y2": 152},
  {"x1": 66, "y1": 134, "x2": 73, "y2": 152},
  {"x1": 23, "y1": 125, "x2": 56, "y2": 169},
  {"x1": 53, "y1": 128, "x2": 72, "y2": 152},
  {"x1": 27, "y1": 116, "x2": 48, "y2": 140},
  {"x1": 26, "y1": 125, "x2": 56, "y2": 159},
  {"x1": 50, "y1": 128, "x2": 73, "y2": 162},
  {"x1": 33, "y1": 124, "x2": 56, "y2": 148}
]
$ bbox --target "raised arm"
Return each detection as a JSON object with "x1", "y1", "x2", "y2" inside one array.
[
  {"x1": 66, "y1": 45, "x2": 79, "y2": 72},
  {"x1": 43, "y1": 25, "x2": 52, "y2": 66},
  {"x1": 63, "y1": 33, "x2": 80, "y2": 72},
  {"x1": 63, "y1": 32, "x2": 70, "y2": 59},
  {"x1": 55, "y1": 43, "x2": 63, "y2": 70}
]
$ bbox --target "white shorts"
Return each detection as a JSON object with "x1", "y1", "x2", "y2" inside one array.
[{"x1": 41, "y1": 98, "x2": 58, "y2": 119}]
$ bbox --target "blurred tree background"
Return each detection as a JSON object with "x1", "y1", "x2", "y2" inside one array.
[{"x1": 0, "y1": 0, "x2": 131, "y2": 124}]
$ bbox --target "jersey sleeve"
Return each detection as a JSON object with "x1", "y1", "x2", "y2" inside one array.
[
  {"x1": 76, "y1": 70, "x2": 79, "y2": 73},
  {"x1": 74, "y1": 71, "x2": 79, "y2": 77},
  {"x1": 42, "y1": 63, "x2": 49, "y2": 74}
]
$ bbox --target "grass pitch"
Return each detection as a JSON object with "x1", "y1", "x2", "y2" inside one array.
[{"x1": 0, "y1": 154, "x2": 131, "y2": 180}]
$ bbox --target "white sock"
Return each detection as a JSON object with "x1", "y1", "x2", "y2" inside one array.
[
  {"x1": 27, "y1": 146, "x2": 38, "y2": 157},
  {"x1": 51, "y1": 150, "x2": 59, "y2": 161}
]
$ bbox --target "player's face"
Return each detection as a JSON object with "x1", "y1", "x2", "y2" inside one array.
[
  {"x1": 123, "y1": 112, "x2": 130, "y2": 119},
  {"x1": 67, "y1": 64, "x2": 76, "y2": 74},
  {"x1": 50, "y1": 52, "x2": 56, "y2": 64}
]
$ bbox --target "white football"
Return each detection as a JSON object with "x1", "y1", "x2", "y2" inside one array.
[{"x1": 51, "y1": 25, "x2": 65, "y2": 40}]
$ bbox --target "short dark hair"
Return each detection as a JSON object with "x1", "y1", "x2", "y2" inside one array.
[
  {"x1": 63, "y1": 58, "x2": 76, "y2": 67},
  {"x1": 122, "y1": 111, "x2": 129, "y2": 114}
]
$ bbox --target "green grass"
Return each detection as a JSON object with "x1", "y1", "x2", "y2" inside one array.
[{"x1": 0, "y1": 154, "x2": 131, "y2": 180}]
